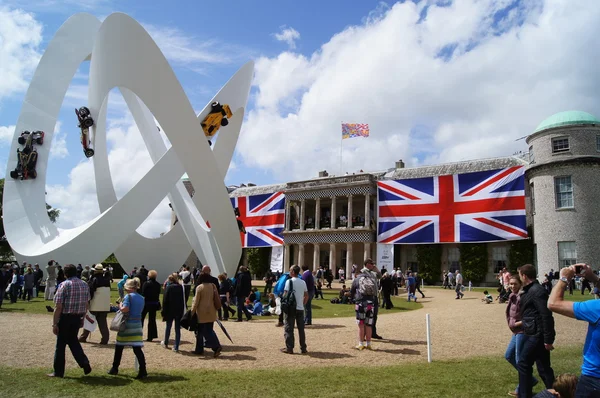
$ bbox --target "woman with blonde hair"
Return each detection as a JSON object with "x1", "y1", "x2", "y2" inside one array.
[
  {"x1": 190, "y1": 272, "x2": 222, "y2": 357},
  {"x1": 108, "y1": 278, "x2": 147, "y2": 379}
]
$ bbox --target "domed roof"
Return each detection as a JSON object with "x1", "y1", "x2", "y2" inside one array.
[{"x1": 534, "y1": 111, "x2": 600, "y2": 133}]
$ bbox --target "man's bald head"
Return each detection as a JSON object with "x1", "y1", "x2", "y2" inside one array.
[{"x1": 202, "y1": 265, "x2": 211, "y2": 275}]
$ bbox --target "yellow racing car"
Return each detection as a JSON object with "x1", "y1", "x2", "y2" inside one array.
[{"x1": 201, "y1": 101, "x2": 232, "y2": 137}]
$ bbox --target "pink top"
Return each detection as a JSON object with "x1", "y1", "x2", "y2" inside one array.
[
  {"x1": 502, "y1": 271, "x2": 511, "y2": 286},
  {"x1": 505, "y1": 292, "x2": 522, "y2": 334}
]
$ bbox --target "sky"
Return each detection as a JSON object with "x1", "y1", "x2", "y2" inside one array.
[{"x1": 1, "y1": 0, "x2": 599, "y2": 238}]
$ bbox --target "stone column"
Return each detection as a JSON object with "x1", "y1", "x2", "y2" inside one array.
[
  {"x1": 331, "y1": 196, "x2": 337, "y2": 229},
  {"x1": 315, "y1": 197, "x2": 321, "y2": 230},
  {"x1": 298, "y1": 243, "x2": 305, "y2": 267},
  {"x1": 300, "y1": 199, "x2": 306, "y2": 230},
  {"x1": 329, "y1": 243, "x2": 336, "y2": 272},
  {"x1": 346, "y1": 242, "x2": 353, "y2": 279},
  {"x1": 348, "y1": 195, "x2": 353, "y2": 228},
  {"x1": 365, "y1": 193, "x2": 371, "y2": 228},
  {"x1": 285, "y1": 201, "x2": 291, "y2": 231},
  {"x1": 284, "y1": 244, "x2": 291, "y2": 272},
  {"x1": 313, "y1": 243, "x2": 320, "y2": 271},
  {"x1": 364, "y1": 242, "x2": 371, "y2": 261}
]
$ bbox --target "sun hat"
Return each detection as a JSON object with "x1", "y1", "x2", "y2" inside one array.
[{"x1": 94, "y1": 264, "x2": 105, "y2": 273}]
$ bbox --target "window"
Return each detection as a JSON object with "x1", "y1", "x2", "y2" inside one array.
[
  {"x1": 448, "y1": 247, "x2": 460, "y2": 272},
  {"x1": 552, "y1": 137, "x2": 570, "y2": 153},
  {"x1": 530, "y1": 183, "x2": 535, "y2": 214},
  {"x1": 554, "y1": 176, "x2": 574, "y2": 208},
  {"x1": 558, "y1": 241, "x2": 577, "y2": 267},
  {"x1": 597, "y1": 135, "x2": 600, "y2": 152},
  {"x1": 492, "y1": 246, "x2": 508, "y2": 273},
  {"x1": 529, "y1": 146, "x2": 534, "y2": 163}
]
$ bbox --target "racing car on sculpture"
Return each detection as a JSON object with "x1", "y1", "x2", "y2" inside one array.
[
  {"x1": 201, "y1": 102, "x2": 232, "y2": 137},
  {"x1": 10, "y1": 146, "x2": 38, "y2": 180},
  {"x1": 75, "y1": 106, "x2": 95, "y2": 158},
  {"x1": 18, "y1": 130, "x2": 44, "y2": 145}
]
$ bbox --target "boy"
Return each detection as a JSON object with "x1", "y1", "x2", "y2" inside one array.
[{"x1": 482, "y1": 290, "x2": 493, "y2": 304}]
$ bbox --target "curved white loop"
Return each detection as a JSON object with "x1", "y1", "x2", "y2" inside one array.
[{"x1": 3, "y1": 12, "x2": 253, "y2": 278}]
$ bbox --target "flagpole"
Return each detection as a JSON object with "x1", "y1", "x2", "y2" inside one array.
[{"x1": 340, "y1": 121, "x2": 344, "y2": 175}]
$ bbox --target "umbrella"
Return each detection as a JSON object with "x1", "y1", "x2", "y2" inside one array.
[{"x1": 216, "y1": 319, "x2": 233, "y2": 343}]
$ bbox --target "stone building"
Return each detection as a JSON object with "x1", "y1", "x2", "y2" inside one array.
[
  {"x1": 526, "y1": 111, "x2": 600, "y2": 279},
  {"x1": 174, "y1": 110, "x2": 600, "y2": 283}
]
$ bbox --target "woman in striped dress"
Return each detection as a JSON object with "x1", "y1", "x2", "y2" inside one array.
[{"x1": 108, "y1": 278, "x2": 147, "y2": 379}]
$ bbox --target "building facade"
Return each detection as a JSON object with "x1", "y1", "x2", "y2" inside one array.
[{"x1": 176, "y1": 110, "x2": 600, "y2": 283}]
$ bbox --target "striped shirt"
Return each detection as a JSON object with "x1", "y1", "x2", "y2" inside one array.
[{"x1": 54, "y1": 277, "x2": 90, "y2": 315}]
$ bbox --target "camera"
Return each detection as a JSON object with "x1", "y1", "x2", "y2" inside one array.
[{"x1": 575, "y1": 265, "x2": 583, "y2": 274}]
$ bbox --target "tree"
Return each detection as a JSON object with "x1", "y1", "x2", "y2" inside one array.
[
  {"x1": 459, "y1": 243, "x2": 488, "y2": 283},
  {"x1": 416, "y1": 244, "x2": 443, "y2": 284},
  {"x1": 508, "y1": 226, "x2": 534, "y2": 273},
  {"x1": 0, "y1": 178, "x2": 61, "y2": 259},
  {"x1": 246, "y1": 247, "x2": 271, "y2": 278}
]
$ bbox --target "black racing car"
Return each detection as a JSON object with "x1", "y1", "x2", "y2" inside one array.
[
  {"x1": 75, "y1": 106, "x2": 95, "y2": 158},
  {"x1": 10, "y1": 146, "x2": 38, "y2": 180},
  {"x1": 18, "y1": 130, "x2": 44, "y2": 146}
]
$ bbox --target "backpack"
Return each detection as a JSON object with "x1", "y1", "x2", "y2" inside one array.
[
  {"x1": 273, "y1": 273, "x2": 290, "y2": 297},
  {"x1": 358, "y1": 274, "x2": 377, "y2": 297},
  {"x1": 280, "y1": 279, "x2": 296, "y2": 314}
]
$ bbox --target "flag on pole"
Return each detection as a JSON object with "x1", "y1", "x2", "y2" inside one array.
[{"x1": 342, "y1": 123, "x2": 369, "y2": 139}]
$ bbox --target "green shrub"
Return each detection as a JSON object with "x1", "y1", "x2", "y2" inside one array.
[
  {"x1": 459, "y1": 243, "x2": 488, "y2": 283},
  {"x1": 416, "y1": 244, "x2": 442, "y2": 284}
]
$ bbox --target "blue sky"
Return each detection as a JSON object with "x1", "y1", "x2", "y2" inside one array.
[{"x1": 1, "y1": 0, "x2": 599, "y2": 236}]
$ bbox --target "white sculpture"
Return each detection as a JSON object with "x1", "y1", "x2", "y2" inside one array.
[{"x1": 3, "y1": 13, "x2": 253, "y2": 277}]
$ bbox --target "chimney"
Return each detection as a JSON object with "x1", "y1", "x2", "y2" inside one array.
[
  {"x1": 395, "y1": 160, "x2": 405, "y2": 169},
  {"x1": 318, "y1": 170, "x2": 329, "y2": 177},
  {"x1": 247, "y1": 182, "x2": 256, "y2": 187}
]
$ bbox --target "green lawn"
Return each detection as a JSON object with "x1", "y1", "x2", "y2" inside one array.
[
  {"x1": 0, "y1": 283, "x2": 422, "y2": 318},
  {"x1": 464, "y1": 286, "x2": 594, "y2": 302},
  {"x1": 0, "y1": 345, "x2": 584, "y2": 398}
]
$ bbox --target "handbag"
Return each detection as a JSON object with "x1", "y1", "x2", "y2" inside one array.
[
  {"x1": 83, "y1": 311, "x2": 97, "y2": 333},
  {"x1": 280, "y1": 279, "x2": 296, "y2": 314},
  {"x1": 180, "y1": 309, "x2": 198, "y2": 332},
  {"x1": 110, "y1": 310, "x2": 128, "y2": 332}
]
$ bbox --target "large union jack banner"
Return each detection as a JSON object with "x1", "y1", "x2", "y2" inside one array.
[
  {"x1": 231, "y1": 192, "x2": 285, "y2": 247},
  {"x1": 377, "y1": 166, "x2": 527, "y2": 244}
]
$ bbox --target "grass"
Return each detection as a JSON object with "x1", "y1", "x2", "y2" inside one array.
[
  {"x1": 0, "y1": 345, "x2": 584, "y2": 398},
  {"x1": 466, "y1": 286, "x2": 594, "y2": 302},
  {"x1": 0, "y1": 283, "x2": 422, "y2": 318}
]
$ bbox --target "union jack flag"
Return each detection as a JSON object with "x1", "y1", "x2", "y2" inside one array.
[
  {"x1": 231, "y1": 192, "x2": 285, "y2": 248},
  {"x1": 377, "y1": 166, "x2": 527, "y2": 244}
]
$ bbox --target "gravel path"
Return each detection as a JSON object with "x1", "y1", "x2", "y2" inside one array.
[{"x1": 0, "y1": 288, "x2": 587, "y2": 372}]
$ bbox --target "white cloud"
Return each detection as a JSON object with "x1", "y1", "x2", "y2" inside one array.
[
  {"x1": 50, "y1": 122, "x2": 69, "y2": 159},
  {"x1": 273, "y1": 26, "x2": 301, "y2": 49},
  {"x1": 0, "y1": 125, "x2": 15, "y2": 145},
  {"x1": 144, "y1": 24, "x2": 251, "y2": 68},
  {"x1": 237, "y1": 0, "x2": 600, "y2": 181},
  {"x1": 0, "y1": 7, "x2": 42, "y2": 102}
]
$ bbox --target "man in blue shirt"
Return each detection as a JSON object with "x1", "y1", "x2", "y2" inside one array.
[
  {"x1": 301, "y1": 264, "x2": 315, "y2": 326},
  {"x1": 548, "y1": 263, "x2": 600, "y2": 397}
]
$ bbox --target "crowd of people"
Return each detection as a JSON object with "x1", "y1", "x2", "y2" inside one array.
[{"x1": 4, "y1": 255, "x2": 600, "y2": 397}]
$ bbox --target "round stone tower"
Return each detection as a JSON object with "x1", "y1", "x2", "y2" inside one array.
[{"x1": 526, "y1": 111, "x2": 600, "y2": 278}]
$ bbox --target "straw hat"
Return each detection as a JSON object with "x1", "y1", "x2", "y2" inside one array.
[{"x1": 94, "y1": 264, "x2": 105, "y2": 273}]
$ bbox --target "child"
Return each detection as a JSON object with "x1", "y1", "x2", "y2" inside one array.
[
  {"x1": 315, "y1": 280, "x2": 324, "y2": 299},
  {"x1": 482, "y1": 290, "x2": 493, "y2": 304}
]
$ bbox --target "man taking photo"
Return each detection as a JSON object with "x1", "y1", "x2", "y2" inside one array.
[
  {"x1": 517, "y1": 264, "x2": 556, "y2": 398},
  {"x1": 548, "y1": 263, "x2": 600, "y2": 397}
]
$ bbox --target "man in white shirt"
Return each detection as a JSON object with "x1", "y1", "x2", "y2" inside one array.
[
  {"x1": 447, "y1": 270, "x2": 455, "y2": 288},
  {"x1": 179, "y1": 266, "x2": 192, "y2": 304},
  {"x1": 281, "y1": 265, "x2": 308, "y2": 355},
  {"x1": 455, "y1": 270, "x2": 464, "y2": 299}
]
